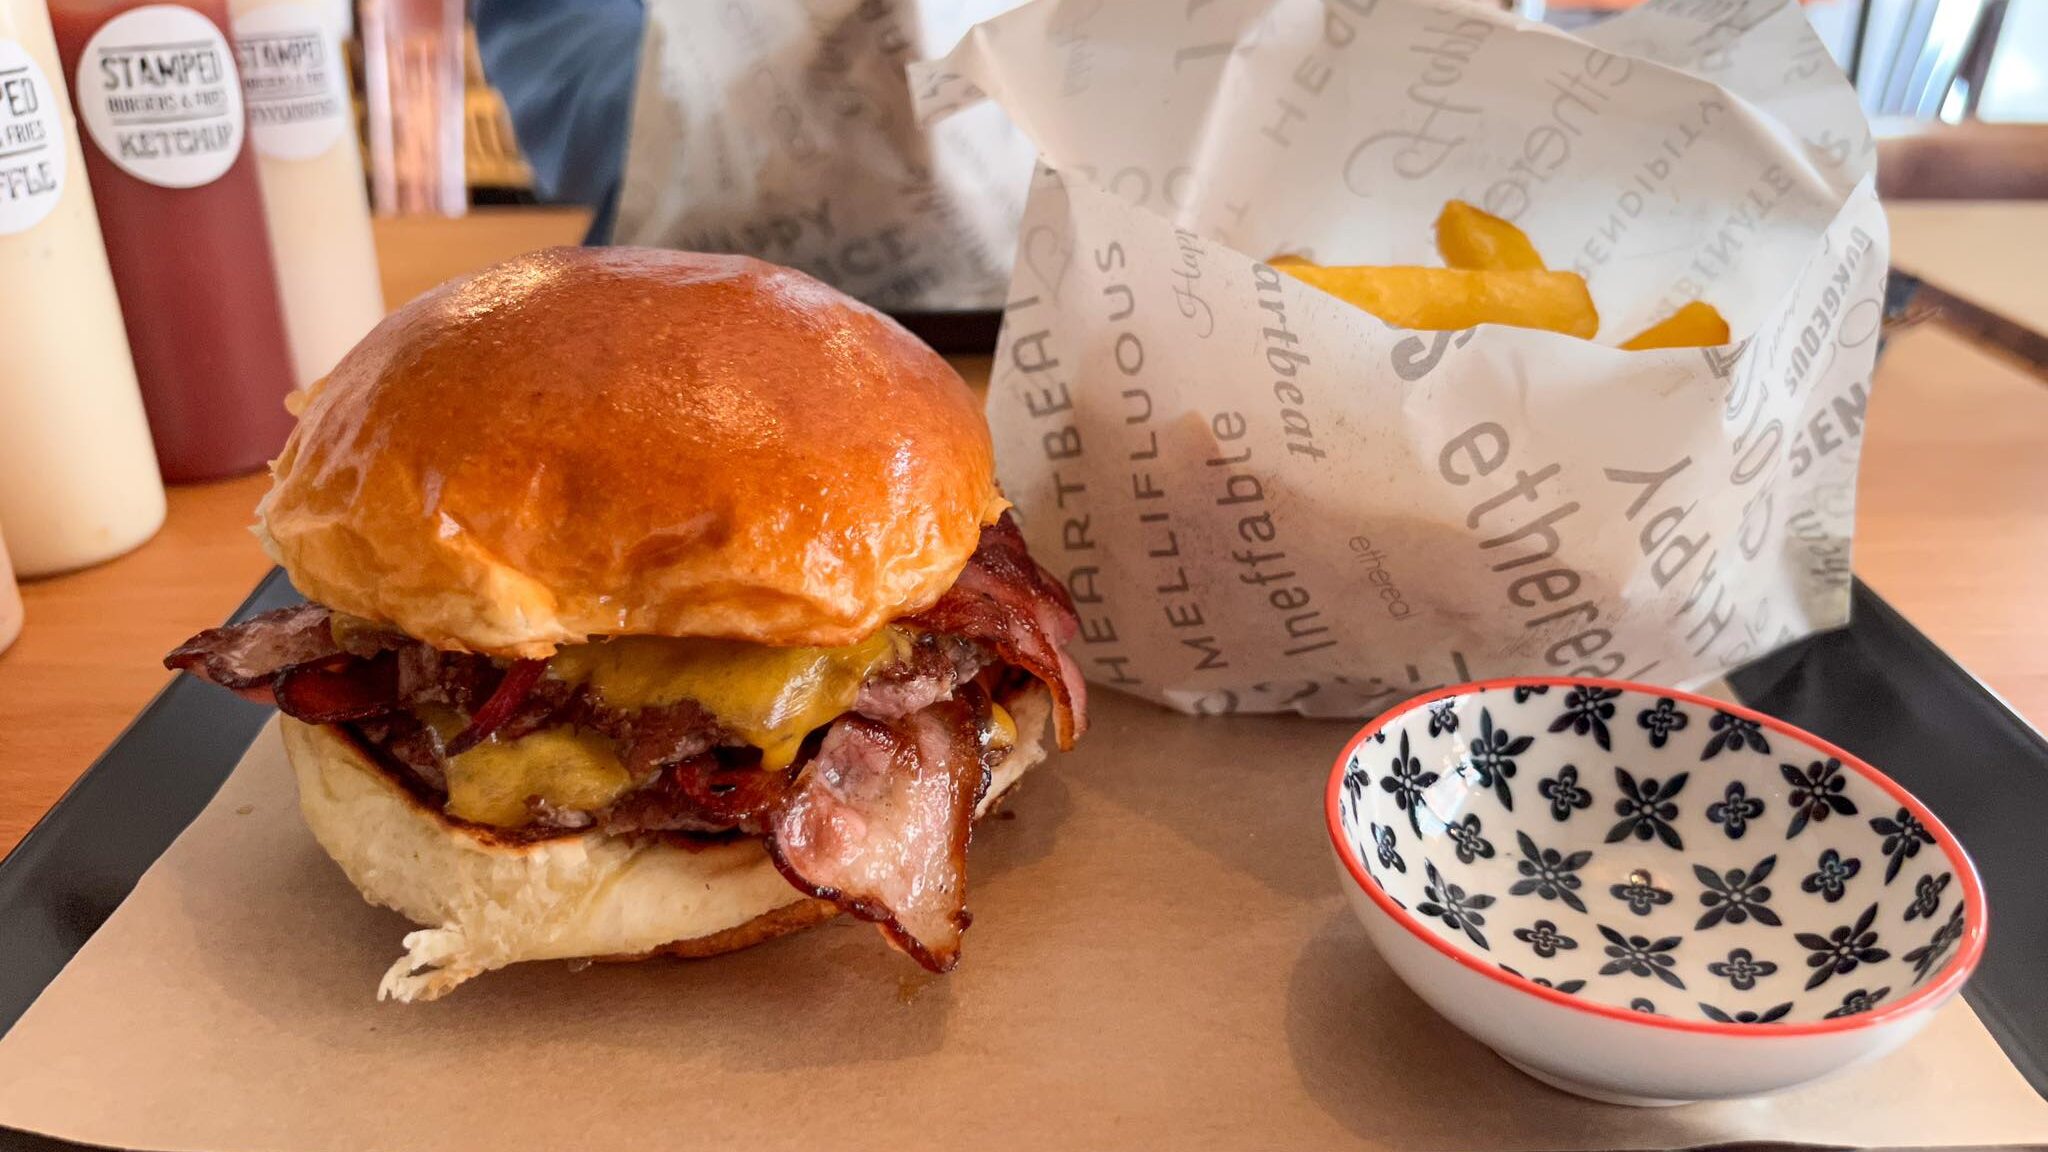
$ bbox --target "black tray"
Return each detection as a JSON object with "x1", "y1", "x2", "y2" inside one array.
[{"x1": 2, "y1": 572, "x2": 2045, "y2": 1151}]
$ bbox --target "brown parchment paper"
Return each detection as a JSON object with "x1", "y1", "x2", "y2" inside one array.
[{"x1": 2, "y1": 696, "x2": 2044, "y2": 1151}]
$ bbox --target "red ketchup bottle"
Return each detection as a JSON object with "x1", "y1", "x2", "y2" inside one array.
[{"x1": 50, "y1": 0, "x2": 296, "y2": 482}]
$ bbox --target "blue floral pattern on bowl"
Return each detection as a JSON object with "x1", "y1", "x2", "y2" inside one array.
[{"x1": 1332, "y1": 682, "x2": 1980, "y2": 1026}]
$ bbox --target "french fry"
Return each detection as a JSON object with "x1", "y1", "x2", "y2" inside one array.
[
  {"x1": 1435, "y1": 200, "x2": 1545, "y2": 272},
  {"x1": 1620, "y1": 300, "x2": 1731, "y2": 350},
  {"x1": 1272, "y1": 258, "x2": 1600, "y2": 339}
]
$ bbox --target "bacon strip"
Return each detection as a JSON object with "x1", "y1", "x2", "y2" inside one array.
[
  {"x1": 273, "y1": 653, "x2": 400, "y2": 723},
  {"x1": 446, "y1": 659, "x2": 546, "y2": 755},
  {"x1": 909, "y1": 514, "x2": 1088, "y2": 748},
  {"x1": 602, "y1": 752, "x2": 790, "y2": 836},
  {"x1": 164, "y1": 603, "x2": 342, "y2": 690},
  {"x1": 765, "y1": 691, "x2": 990, "y2": 972}
]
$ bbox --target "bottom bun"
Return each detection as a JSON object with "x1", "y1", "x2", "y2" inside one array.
[{"x1": 285, "y1": 686, "x2": 1052, "y2": 1002}]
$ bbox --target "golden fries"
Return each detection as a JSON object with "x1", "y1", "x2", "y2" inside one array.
[
  {"x1": 1274, "y1": 199, "x2": 1731, "y2": 349},
  {"x1": 1620, "y1": 300, "x2": 1731, "y2": 350},
  {"x1": 1435, "y1": 200, "x2": 1545, "y2": 272},
  {"x1": 1273, "y1": 258, "x2": 1599, "y2": 339}
]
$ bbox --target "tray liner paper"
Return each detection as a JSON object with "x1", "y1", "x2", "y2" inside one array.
[
  {"x1": 908, "y1": 0, "x2": 1886, "y2": 716},
  {"x1": 1, "y1": 706, "x2": 2045, "y2": 1151}
]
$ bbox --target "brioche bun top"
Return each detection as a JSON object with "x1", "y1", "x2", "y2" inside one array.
[{"x1": 258, "y1": 247, "x2": 998, "y2": 657}]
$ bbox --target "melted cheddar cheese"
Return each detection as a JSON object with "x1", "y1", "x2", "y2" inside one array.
[
  {"x1": 444, "y1": 727, "x2": 634, "y2": 827},
  {"x1": 545, "y1": 629, "x2": 914, "y2": 770},
  {"x1": 427, "y1": 630, "x2": 919, "y2": 828},
  {"x1": 986, "y1": 701, "x2": 1016, "y2": 752}
]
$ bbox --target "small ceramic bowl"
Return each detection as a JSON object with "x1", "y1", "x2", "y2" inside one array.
[{"x1": 1325, "y1": 677, "x2": 1985, "y2": 1106}]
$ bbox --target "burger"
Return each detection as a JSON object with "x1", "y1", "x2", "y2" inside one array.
[{"x1": 164, "y1": 248, "x2": 1086, "y2": 1001}]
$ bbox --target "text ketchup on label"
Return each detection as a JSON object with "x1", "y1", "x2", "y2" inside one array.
[{"x1": 51, "y1": 0, "x2": 296, "y2": 482}]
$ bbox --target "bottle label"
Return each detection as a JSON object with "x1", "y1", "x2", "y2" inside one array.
[
  {"x1": 0, "y1": 40, "x2": 68, "y2": 235},
  {"x1": 74, "y1": 4, "x2": 247, "y2": 189},
  {"x1": 233, "y1": 2, "x2": 347, "y2": 161}
]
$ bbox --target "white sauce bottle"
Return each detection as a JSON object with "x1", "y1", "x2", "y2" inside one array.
[
  {"x1": 0, "y1": 0, "x2": 165, "y2": 577},
  {"x1": 231, "y1": 0, "x2": 385, "y2": 387},
  {"x1": 0, "y1": 528, "x2": 22, "y2": 654}
]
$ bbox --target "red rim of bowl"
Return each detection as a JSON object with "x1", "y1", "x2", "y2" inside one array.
[{"x1": 1324, "y1": 675, "x2": 1988, "y2": 1039}]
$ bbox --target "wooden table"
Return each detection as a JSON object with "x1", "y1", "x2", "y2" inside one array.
[
  {"x1": 371, "y1": 206, "x2": 589, "y2": 305},
  {"x1": 1, "y1": 213, "x2": 2045, "y2": 856},
  {"x1": 1889, "y1": 201, "x2": 2048, "y2": 370}
]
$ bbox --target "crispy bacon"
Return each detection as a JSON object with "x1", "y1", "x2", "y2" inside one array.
[
  {"x1": 909, "y1": 514, "x2": 1088, "y2": 748},
  {"x1": 601, "y1": 752, "x2": 789, "y2": 836},
  {"x1": 273, "y1": 653, "x2": 400, "y2": 722},
  {"x1": 446, "y1": 659, "x2": 546, "y2": 755},
  {"x1": 164, "y1": 603, "x2": 343, "y2": 690},
  {"x1": 765, "y1": 690, "x2": 990, "y2": 972}
]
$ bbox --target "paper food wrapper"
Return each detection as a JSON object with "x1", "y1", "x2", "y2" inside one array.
[
  {"x1": 4, "y1": 703, "x2": 2048, "y2": 1151},
  {"x1": 910, "y1": 0, "x2": 1884, "y2": 716},
  {"x1": 615, "y1": 0, "x2": 1036, "y2": 311}
]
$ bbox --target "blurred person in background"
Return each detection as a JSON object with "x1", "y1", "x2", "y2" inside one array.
[{"x1": 473, "y1": 0, "x2": 642, "y2": 241}]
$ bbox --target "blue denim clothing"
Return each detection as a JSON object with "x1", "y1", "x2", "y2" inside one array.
[{"x1": 473, "y1": 0, "x2": 643, "y2": 242}]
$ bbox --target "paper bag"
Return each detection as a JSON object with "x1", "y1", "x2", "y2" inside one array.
[
  {"x1": 615, "y1": 0, "x2": 1037, "y2": 310},
  {"x1": 910, "y1": 0, "x2": 1885, "y2": 716}
]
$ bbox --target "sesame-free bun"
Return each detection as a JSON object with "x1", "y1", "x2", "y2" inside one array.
[
  {"x1": 286, "y1": 686, "x2": 1050, "y2": 1002},
  {"x1": 258, "y1": 247, "x2": 998, "y2": 658}
]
